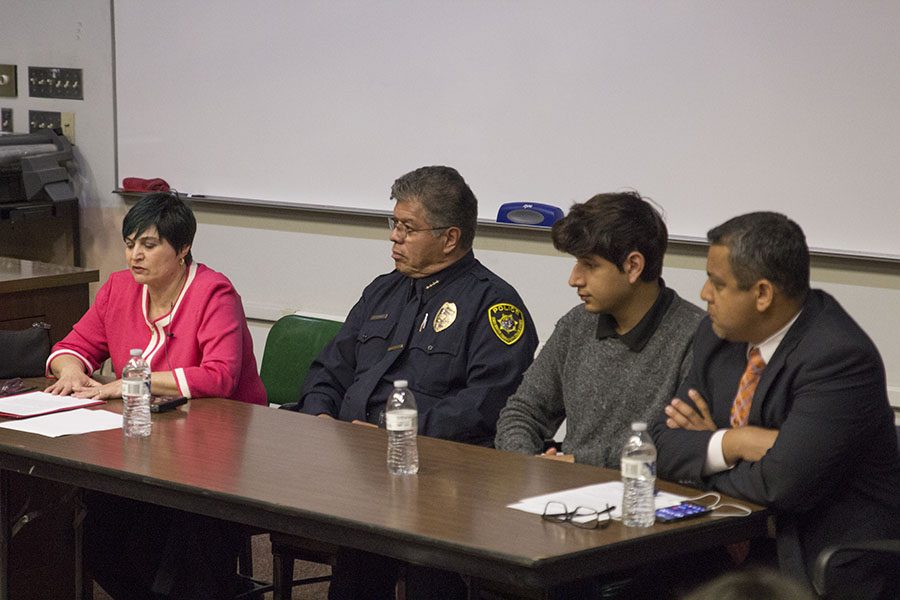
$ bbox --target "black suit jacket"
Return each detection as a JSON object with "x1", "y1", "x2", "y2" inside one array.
[{"x1": 652, "y1": 290, "x2": 900, "y2": 584}]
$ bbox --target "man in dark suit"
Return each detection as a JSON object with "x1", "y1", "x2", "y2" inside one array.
[{"x1": 652, "y1": 212, "x2": 900, "y2": 598}]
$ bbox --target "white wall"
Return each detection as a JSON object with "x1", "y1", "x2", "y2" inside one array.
[
  {"x1": 6, "y1": 1, "x2": 899, "y2": 418},
  {"x1": 1, "y1": 0, "x2": 125, "y2": 279}
]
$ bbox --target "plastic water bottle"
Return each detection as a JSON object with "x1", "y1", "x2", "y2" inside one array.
[
  {"x1": 122, "y1": 348, "x2": 152, "y2": 438},
  {"x1": 386, "y1": 380, "x2": 418, "y2": 475},
  {"x1": 621, "y1": 421, "x2": 656, "y2": 527}
]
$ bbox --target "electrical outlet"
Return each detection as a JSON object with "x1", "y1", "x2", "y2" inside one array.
[
  {"x1": 61, "y1": 111, "x2": 75, "y2": 143},
  {"x1": 0, "y1": 65, "x2": 16, "y2": 97},
  {"x1": 1, "y1": 108, "x2": 12, "y2": 132},
  {"x1": 28, "y1": 66, "x2": 83, "y2": 100},
  {"x1": 29, "y1": 110, "x2": 61, "y2": 133}
]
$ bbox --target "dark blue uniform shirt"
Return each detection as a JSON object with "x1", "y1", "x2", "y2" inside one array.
[{"x1": 299, "y1": 251, "x2": 538, "y2": 446}]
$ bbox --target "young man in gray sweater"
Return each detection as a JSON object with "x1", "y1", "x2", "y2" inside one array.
[{"x1": 495, "y1": 191, "x2": 704, "y2": 468}]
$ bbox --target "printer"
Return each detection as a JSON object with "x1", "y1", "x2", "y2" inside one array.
[{"x1": 0, "y1": 129, "x2": 76, "y2": 204}]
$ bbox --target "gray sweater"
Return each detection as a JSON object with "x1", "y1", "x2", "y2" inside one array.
[{"x1": 495, "y1": 293, "x2": 704, "y2": 468}]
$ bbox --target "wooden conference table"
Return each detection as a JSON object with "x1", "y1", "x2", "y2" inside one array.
[{"x1": 0, "y1": 380, "x2": 768, "y2": 599}]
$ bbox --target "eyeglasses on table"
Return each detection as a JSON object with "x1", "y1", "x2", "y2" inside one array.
[
  {"x1": 0, "y1": 378, "x2": 33, "y2": 398},
  {"x1": 541, "y1": 501, "x2": 615, "y2": 530}
]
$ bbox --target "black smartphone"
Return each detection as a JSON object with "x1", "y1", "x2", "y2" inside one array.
[
  {"x1": 655, "y1": 502, "x2": 712, "y2": 524},
  {"x1": 150, "y1": 396, "x2": 187, "y2": 413}
]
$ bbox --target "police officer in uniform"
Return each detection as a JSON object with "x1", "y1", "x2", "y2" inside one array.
[
  {"x1": 295, "y1": 165, "x2": 538, "y2": 598},
  {"x1": 299, "y1": 165, "x2": 537, "y2": 445}
]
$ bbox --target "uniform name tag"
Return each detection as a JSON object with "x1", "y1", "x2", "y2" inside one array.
[
  {"x1": 387, "y1": 344, "x2": 404, "y2": 351},
  {"x1": 369, "y1": 313, "x2": 389, "y2": 321}
]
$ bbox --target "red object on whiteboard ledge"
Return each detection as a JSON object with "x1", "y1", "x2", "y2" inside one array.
[{"x1": 122, "y1": 177, "x2": 170, "y2": 192}]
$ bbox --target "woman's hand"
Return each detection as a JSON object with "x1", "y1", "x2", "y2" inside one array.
[
  {"x1": 71, "y1": 379, "x2": 123, "y2": 400},
  {"x1": 45, "y1": 355, "x2": 122, "y2": 399},
  {"x1": 46, "y1": 372, "x2": 123, "y2": 400},
  {"x1": 44, "y1": 364, "x2": 100, "y2": 396}
]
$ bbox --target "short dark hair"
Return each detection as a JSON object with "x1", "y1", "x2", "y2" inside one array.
[
  {"x1": 122, "y1": 192, "x2": 197, "y2": 264},
  {"x1": 707, "y1": 212, "x2": 810, "y2": 299},
  {"x1": 390, "y1": 166, "x2": 478, "y2": 250},
  {"x1": 551, "y1": 191, "x2": 668, "y2": 281}
]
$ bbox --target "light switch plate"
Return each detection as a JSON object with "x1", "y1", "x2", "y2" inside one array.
[
  {"x1": 1, "y1": 108, "x2": 12, "y2": 132},
  {"x1": 28, "y1": 66, "x2": 83, "y2": 100},
  {"x1": 29, "y1": 110, "x2": 61, "y2": 133},
  {"x1": 0, "y1": 65, "x2": 17, "y2": 97},
  {"x1": 61, "y1": 111, "x2": 75, "y2": 143}
]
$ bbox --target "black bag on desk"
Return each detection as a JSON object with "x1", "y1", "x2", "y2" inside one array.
[{"x1": 0, "y1": 322, "x2": 51, "y2": 378}]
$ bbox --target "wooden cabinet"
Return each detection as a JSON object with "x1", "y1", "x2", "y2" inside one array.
[{"x1": 0, "y1": 256, "x2": 98, "y2": 346}]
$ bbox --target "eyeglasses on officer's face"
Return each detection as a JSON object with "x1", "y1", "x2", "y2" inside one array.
[
  {"x1": 387, "y1": 217, "x2": 451, "y2": 239},
  {"x1": 541, "y1": 501, "x2": 614, "y2": 530}
]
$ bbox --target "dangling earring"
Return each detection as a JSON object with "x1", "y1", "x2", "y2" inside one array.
[{"x1": 179, "y1": 257, "x2": 185, "y2": 266}]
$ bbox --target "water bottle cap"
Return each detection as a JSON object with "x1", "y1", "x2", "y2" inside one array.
[
  {"x1": 631, "y1": 422, "x2": 647, "y2": 432},
  {"x1": 393, "y1": 380, "x2": 408, "y2": 388},
  {"x1": 130, "y1": 348, "x2": 142, "y2": 356}
]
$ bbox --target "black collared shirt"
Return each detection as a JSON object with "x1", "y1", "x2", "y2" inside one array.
[{"x1": 595, "y1": 281, "x2": 675, "y2": 352}]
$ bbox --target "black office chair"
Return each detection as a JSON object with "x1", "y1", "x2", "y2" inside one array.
[
  {"x1": 812, "y1": 539, "x2": 900, "y2": 598},
  {"x1": 810, "y1": 425, "x2": 900, "y2": 599}
]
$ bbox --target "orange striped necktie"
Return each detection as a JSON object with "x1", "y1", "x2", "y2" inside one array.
[{"x1": 730, "y1": 348, "x2": 765, "y2": 428}]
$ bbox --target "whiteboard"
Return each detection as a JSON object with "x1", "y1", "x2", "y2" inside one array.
[{"x1": 114, "y1": 1, "x2": 900, "y2": 258}]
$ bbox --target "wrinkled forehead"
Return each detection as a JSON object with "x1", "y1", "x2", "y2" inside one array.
[{"x1": 392, "y1": 198, "x2": 430, "y2": 224}]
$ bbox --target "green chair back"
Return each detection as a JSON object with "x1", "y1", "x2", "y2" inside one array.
[{"x1": 259, "y1": 314, "x2": 343, "y2": 406}]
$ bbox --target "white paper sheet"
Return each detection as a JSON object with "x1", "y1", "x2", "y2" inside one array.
[
  {"x1": 507, "y1": 481, "x2": 689, "y2": 520},
  {"x1": 0, "y1": 390, "x2": 103, "y2": 417},
  {"x1": 0, "y1": 408, "x2": 122, "y2": 437}
]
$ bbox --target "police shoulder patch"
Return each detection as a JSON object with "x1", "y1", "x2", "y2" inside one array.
[{"x1": 488, "y1": 303, "x2": 525, "y2": 346}]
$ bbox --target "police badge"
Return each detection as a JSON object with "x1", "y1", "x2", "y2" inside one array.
[
  {"x1": 433, "y1": 302, "x2": 457, "y2": 332},
  {"x1": 488, "y1": 303, "x2": 525, "y2": 345}
]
